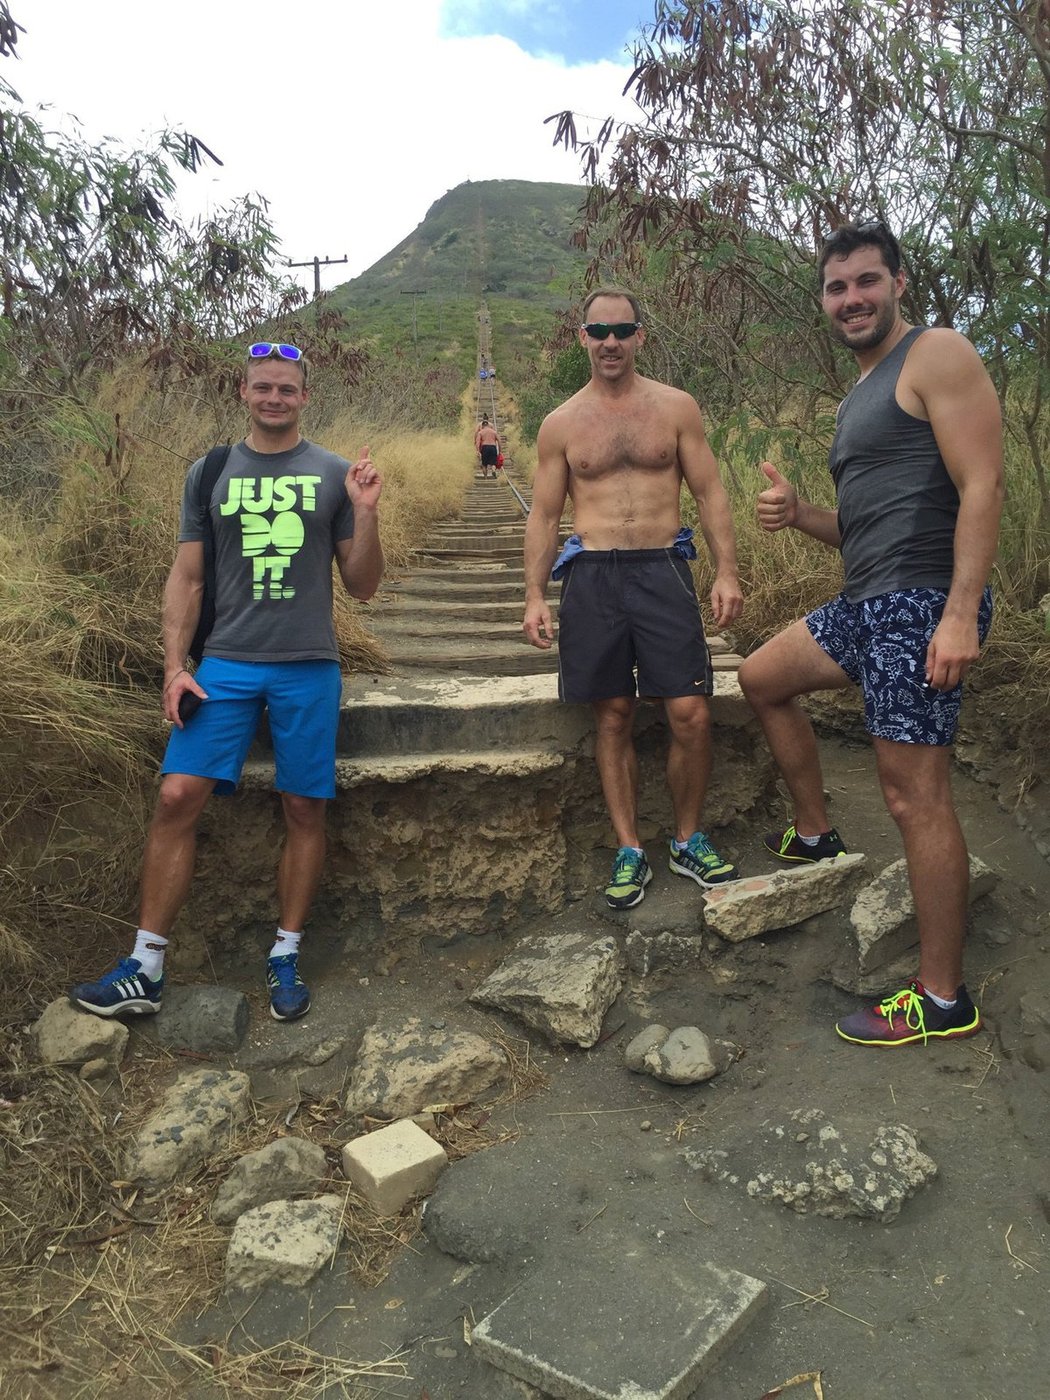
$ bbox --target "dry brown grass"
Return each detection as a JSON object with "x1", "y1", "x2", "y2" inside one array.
[{"x1": 0, "y1": 1020, "x2": 547, "y2": 1399}]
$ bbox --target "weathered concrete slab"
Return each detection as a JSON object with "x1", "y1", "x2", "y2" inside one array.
[
  {"x1": 472, "y1": 1258, "x2": 767, "y2": 1400},
  {"x1": 852, "y1": 853, "x2": 997, "y2": 974},
  {"x1": 703, "y1": 853, "x2": 871, "y2": 942},
  {"x1": 685, "y1": 1107, "x2": 938, "y2": 1222}
]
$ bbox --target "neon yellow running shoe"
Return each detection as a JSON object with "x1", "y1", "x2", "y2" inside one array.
[
  {"x1": 605, "y1": 847, "x2": 652, "y2": 909},
  {"x1": 836, "y1": 981, "x2": 981, "y2": 1047}
]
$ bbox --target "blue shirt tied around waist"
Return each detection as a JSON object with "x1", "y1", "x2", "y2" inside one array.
[{"x1": 551, "y1": 527, "x2": 698, "y2": 580}]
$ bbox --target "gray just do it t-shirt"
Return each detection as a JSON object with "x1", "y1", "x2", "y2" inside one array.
[{"x1": 179, "y1": 439, "x2": 356, "y2": 662}]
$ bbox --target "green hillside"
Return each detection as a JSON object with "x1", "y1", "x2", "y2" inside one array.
[{"x1": 327, "y1": 179, "x2": 591, "y2": 372}]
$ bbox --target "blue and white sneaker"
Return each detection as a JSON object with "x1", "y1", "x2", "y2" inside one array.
[
  {"x1": 70, "y1": 957, "x2": 163, "y2": 1017},
  {"x1": 267, "y1": 953, "x2": 311, "y2": 1021}
]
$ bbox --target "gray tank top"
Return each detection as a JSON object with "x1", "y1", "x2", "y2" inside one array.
[{"x1": 829, "y1": 326, "x2": 959, "y2": 602}]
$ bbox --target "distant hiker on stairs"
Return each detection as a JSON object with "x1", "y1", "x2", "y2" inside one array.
[{"x1": 475, "y1": 414, "x2": 501, "y2": 478}]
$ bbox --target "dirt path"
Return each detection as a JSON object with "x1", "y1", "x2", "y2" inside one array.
[{"x1": 184, "y1": 734, "x2": 1050, "y2": 1400}]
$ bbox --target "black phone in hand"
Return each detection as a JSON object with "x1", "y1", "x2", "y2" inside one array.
[{"x1": 177, "y1": 690, "x2": 202, "y2": 723}]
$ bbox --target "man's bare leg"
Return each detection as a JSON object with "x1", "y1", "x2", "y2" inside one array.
[
  {"x1": 593, "y1": 697, "x2": 640, "y2": 848},
  {"x1": 663, "y1": 694, "x2": 712, "y2": 841},
  {"x1": 738, "y1": 619, "x2": 851, "y2": 834},
  {"x1": 276, "y1": 793, "x2": 328, "y2": 932},
  {"x1": 138, "y1": 773, "x2": 216, "y2": 936},
  {"x1": 873, "y1": 738, "x2": 968, "y2": 1000}
]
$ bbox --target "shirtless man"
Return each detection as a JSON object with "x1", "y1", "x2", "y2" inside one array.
[
  {"x1": 523, "y1": 287, "x2": 744, "y2": 908},
  {"x1": 475, "y1": 414, "x2": 501, "y2": 478},
  {"x1": 738, "y1": 220, "x2": 1003, "y2": 1047}
]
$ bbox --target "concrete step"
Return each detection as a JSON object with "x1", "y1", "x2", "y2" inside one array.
[
  {"x1": 383, "y1": 574, "x2": 524, "y2": 598},
  {"x1": 378, "y1": 638, "x2": 559, "y2": 675},
  {"x1": 369, "y1": 616, "x2": 535, "y2": 644},
  {"x1": 374, "y1": 599, "x2": 546, "y2": 624},
  {"x1": 415, "y1": 547, "x2": 524, "y2": 564},
  {"x1": 333, "y1": 671, "x2": 753, "y2": 758}
]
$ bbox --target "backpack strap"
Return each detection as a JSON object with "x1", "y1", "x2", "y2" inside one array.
[{"x1": 187, "y1": 443, "x2": 232, "y2": 664}]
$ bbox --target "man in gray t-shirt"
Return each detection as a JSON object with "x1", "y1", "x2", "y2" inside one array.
[
  {"x1": 70, "y1": 343, "x2": 384, "y2": 1024},
  {"x1": 738, "y1": 221, "x2": 1003, "y2": 1050}
]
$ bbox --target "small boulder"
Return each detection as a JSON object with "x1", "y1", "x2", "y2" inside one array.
[
  {"x1": 345, "y1": 1019, "x2": 506, "y2": 1120},
  {"x1": 225, "y1": 1194, "x2": 343, "y2": 1292},
  {"x1": 471, "y1": 933, "x2": 623, "y2": 1047},
  {"x1": 34, "y1": 1000, "x2": 128, "y2": 1068},
  {"x1": 211, "y1": 1137, "x2": 328, "y2": 1224}
]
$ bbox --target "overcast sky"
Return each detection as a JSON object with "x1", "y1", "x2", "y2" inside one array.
[{"x1": 10, "y1": 0, "x2": 649, "y2": 296}]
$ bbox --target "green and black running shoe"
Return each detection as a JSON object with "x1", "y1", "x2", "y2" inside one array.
[
  {"x1": 764, "y1": 824, "x2": 847, "y2": 864},
  {"x1": 604, "y1": 847, "x2": 652, "y2": 909},
  {"x1": 669, "y1": 831, "x2": 739, "y2": 887}
]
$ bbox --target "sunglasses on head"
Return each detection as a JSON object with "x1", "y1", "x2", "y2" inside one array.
[
  {"x1": 581, "y1": 321, "x2": 641, "y2": 341},
  {"x1": 247, "y1": 342, "x2": 304, "y2": 362}
]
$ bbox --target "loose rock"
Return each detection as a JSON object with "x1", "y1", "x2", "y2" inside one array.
[
  {"x1": 34, "y1": 999, "x2": 128, "y2": 1069},
  {"x1": 643, "y1": 1026, "x2": 720, "y2": 1085},
  {"x1": 345, "y1": 1019, "x2": 506, "y2": 1120},
  {"x1": 211, "y1": 1136, "x2": 328, "y2": 1224},
  {"x1": 225, "y1": 1194, "x2": 343, "y2": 1292},
  {"x1": 471, "y1": 933, "x2": 623, "y2": 1047},
  {"x1": 623, "y1": 1025, "x2": 670, "y2": 1072},
  {"x1": 126, "y1": 1068, "x2": 251, "y2": 1190}
]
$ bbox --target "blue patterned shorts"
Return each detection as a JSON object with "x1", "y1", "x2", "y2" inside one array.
[{"x1": 806, "y1": 587, "x2": 993, "y2": 745}]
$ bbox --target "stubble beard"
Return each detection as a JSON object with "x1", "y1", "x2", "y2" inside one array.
[{"x1": 828, "y1": 298, "x2": 899, "y2": 354}]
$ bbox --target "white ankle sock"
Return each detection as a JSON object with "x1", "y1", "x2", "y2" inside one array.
[
  {"x1": 132, "y1": 930, "x2": 168, "y2": 981},
  {"x1": 925, "y1": 987, "x2": 956, "y2": 1010},
  {"x1": 796, "y1": 832, "x2": 823, "y2": 847},
  {"x1": 269, "y1": 928, "x2": 301, "y2": 959}
]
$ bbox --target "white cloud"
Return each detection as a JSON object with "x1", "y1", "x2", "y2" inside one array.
[{"x1": 10, "y1": 0, "x2": 635, "y2": 293}]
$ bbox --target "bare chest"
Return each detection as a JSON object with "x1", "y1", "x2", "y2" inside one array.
[{"x1": 565, "y1": 405, "x2": 678, "y2": 481}]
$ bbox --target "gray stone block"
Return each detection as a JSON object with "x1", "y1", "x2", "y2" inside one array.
[
  {"x1": 146, "y1": 985, "x2": 249, "y2": 1054},
  {"x1": 473, "y1": 1257, "x2": 766, "y2": 1400}
]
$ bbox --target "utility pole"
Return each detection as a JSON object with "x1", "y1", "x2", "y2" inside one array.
[
  {"x1": 399, "y1": 289, "x2": 427, "y2": 357},
  {"x1": 288, "y1": 253, "x2": 349, "y2": 298}
]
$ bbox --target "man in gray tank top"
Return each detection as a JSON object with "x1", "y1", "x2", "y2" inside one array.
[{"x1": 738, "y1": 221, "x2": 1003, "y2": 1049}]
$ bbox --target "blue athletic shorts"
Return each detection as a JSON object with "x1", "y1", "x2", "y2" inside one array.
[
  {"x1": 805, "y1": 586, "x2": 993, "y2": 745},
  {"x1": 161, "y1": 657, "x2": 343, "y2": 797}
]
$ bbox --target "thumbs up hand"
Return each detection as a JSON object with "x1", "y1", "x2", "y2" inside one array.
[{"x1": 756, "y1": 461, "x2": 798, "y2": 532}]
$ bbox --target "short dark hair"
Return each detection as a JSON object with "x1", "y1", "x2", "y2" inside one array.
[
  {"x1": 818, "y1": 220, "x2": 902, "y2": 286},
  {"x1": 581, "y1": 285, "x2": 643, "y2": 324}
]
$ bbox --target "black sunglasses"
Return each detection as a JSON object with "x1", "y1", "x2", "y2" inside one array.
[{"x1": 581, "y1": 321, "x2": 641, "y2": 341}]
